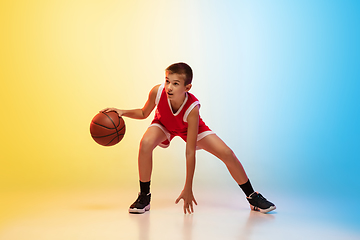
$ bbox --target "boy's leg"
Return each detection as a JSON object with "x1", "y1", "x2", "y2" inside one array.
[
  {"x1": 197, "y1": 134, "x2": 248, "y2": 185},
  {"x1": 197, "y1": 134, "x2": 276, "y2": 213},
  {"x1": 138, "y1": 126, "x2": 168, "y2": 182},
  {"x1": 129, "y1": 126, "x2": 167, "y2": 214}
]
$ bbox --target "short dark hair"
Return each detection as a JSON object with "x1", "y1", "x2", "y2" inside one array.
[{"x1": 165, "y1": 62, "x2": 193, "y2": 85}]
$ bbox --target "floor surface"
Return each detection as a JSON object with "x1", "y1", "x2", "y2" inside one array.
[{"x1": 1, "y1": 188, "x2": 359, "y2": 240}]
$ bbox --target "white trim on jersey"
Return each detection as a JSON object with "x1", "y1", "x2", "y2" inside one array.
[
  {"x1": 168, "y1": 93, "x2": 188, "y2": 116},
  {"x1": 155, "y1": 83, "x2": 164, "y2": 105},
  {"x1": 183, "y1": 101, "x2": 200, "y2": 122}
]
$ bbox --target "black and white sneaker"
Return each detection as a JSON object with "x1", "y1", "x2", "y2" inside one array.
[
  {"x1": 247, "y1": 192, "x2": 276, "y2": 213},
  {"x1": 129, "y1": 192, "x2": 151, "y2": 214}
]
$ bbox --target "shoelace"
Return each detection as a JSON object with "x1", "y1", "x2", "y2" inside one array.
[{"x1": 254, "y1": 193, "x2": 267, "y2": 202}]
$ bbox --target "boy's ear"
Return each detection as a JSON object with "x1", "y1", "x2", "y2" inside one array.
[{"x1": 185, "y1": 83, "x2": 192, "y2": 92}]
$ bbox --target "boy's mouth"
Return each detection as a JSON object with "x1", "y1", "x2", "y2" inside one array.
[{"x1": 167, "y1": 92, "x2": 173, "y2": 96}]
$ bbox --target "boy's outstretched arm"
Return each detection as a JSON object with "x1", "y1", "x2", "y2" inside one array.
[
  {"x1": 101, "y1": 84, "x2": 160, "y2": 119},
  {"x1": 175, "y1": 105, "x2": 199, "y2": 214}
]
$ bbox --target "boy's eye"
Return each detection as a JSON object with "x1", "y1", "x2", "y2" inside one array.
[{"x1": 174, "y1": 82, "x2": 179, "y2": 85}]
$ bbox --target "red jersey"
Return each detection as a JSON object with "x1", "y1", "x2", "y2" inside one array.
[{"x1": 150, "y1": 83, "x2": 213, "y2": 148}]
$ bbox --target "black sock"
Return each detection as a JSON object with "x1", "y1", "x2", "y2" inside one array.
[
  {"x1": 140, "y1": 181, "x2": 150, "y2": 194},
  {"x1": 239, "y1": 179, "x2": 255, "y2": 197}
]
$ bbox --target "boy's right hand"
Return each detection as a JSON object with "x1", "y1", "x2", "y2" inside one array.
[{"x1": 100, "y1": 108, "x2": 123, "y2": 117}]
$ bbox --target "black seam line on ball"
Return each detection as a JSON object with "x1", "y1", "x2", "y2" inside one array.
[
  {"x1": 92, "y1": 122, "x2": 116, "y2": 129},
  {"x1": 92, "y1": 132, "x2": 124, "y2": 138},
  {"x1": 118, "y1": 118, "x2": 125, "y2": 131},
  {"x1": 106, "y1": 134, "x2": 120, "y2": 146},
  {"x1": 103, "y1": 112, "x2": 120, "y2": 142},
  {"x1": 92, "y1": 121, "x2": 125, "y2": 131}
]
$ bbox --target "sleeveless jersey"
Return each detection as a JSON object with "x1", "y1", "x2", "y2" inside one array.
[{"x1": 150, "y1": 83, "x2": 213, "y2": 148}]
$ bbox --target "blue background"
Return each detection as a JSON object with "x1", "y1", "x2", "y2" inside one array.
[{"x1": 188, "y1": 0, "x2": 360, "y2": 197}]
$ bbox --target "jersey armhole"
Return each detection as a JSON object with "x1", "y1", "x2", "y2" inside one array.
[
  {"x1": 155, "y1": 83, "x2": 164, "y2": 105},
  {"x1": 183, "y1": 101, "x2": 200, "y2": 122}
]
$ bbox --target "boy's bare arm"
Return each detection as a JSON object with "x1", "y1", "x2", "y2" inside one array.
[
  {"x1": 175, "y1": 106, "x2": 199, "y2": 214},
  {"x1": 101, "y1": 84, "x2": 160, "y2": 119}
]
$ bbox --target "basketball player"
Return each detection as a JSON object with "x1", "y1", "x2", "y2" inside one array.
[{"x1": 102, "y1": 63, "x2": 276, "y2": 214}]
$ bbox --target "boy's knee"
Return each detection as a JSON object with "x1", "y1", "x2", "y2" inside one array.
[
  {"x1": 221, "y1": 148, "x2": 236, "y2": 163},
  {"x1": 224, "y1": 148, "x2": 235, "y2": 158},
  {"x1": 139, "y1": 137, "x2": 156, "y2": 153}
]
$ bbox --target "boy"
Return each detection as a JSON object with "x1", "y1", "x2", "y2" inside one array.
[{"x1": 102, "y1": 62, "x2": 276, "y2": 214}]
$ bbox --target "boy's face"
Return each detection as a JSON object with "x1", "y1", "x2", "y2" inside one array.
[{"x1": 165, "y1": 71, "x2": 192, "y2": 101}]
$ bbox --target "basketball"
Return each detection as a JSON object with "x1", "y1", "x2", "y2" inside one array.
[{"x1": 90, "y1": 111, "x2": 126, "y2": 146}]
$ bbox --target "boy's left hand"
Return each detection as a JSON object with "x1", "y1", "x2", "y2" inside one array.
[{"x1": 175, "y1": 189, "x2": 198, "y2": 214}]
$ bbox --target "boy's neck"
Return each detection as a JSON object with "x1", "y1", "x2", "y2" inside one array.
[{"x1": 169, "y1": 93, "x2": 187, "y2": 113}]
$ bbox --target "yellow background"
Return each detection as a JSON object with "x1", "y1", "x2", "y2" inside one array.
[{"x1": 1, "y1": 0, "x2": 204, "y2": 195}]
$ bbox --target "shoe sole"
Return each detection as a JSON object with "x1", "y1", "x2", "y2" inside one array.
[
  {"x1": 129, "y1": 204, "x2": 150, "y2": 214},
  {"x1": 250, "y1": 204, "x2": 276, "y2": 213}
]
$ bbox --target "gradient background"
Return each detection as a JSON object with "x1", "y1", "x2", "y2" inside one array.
[{"x1": 1, "y1": 0, "x2": 359, "y2": 232}]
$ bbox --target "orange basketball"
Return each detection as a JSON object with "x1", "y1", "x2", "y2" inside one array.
[{"x1": 90, "y1": 111, "x2": 126, "y2": 146}]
